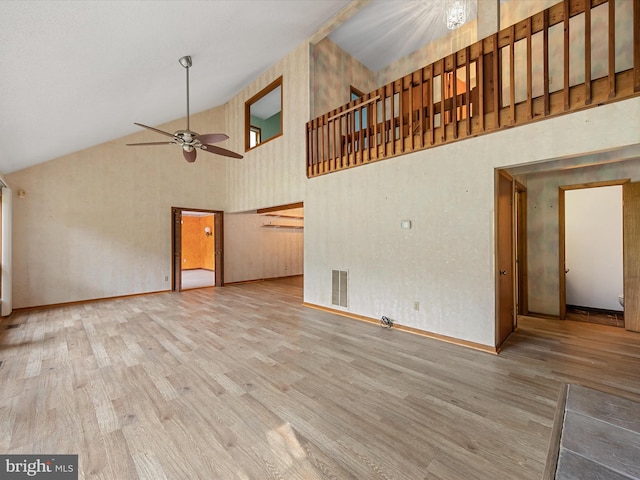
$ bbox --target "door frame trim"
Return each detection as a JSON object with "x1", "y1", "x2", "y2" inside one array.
[
  {"x1": 515, "y1": 180, "x2": 528, "y2": 316},
  {"x1": 171, "y1": 206, "x2": 224, "y2": 291}
]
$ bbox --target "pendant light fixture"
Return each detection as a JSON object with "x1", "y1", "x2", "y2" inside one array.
[{"x1": 444, "y1": 0, "x2": 469, "y2": 30}]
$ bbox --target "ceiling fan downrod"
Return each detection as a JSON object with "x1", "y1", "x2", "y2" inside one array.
[
  {"x1": 179, "y1": 55, "x2": 192, "y2": 132},
  {"x1": 127, "y1": 54, "x2": 242, "y2": 161}
]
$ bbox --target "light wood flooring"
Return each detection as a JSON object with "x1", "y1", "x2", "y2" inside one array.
[
  {"x1": 1, "y1": 279, "x2": 640, "y2": 479},
  {"x1": 565, "y1": 305, "x2": 625, "y2": 328}
]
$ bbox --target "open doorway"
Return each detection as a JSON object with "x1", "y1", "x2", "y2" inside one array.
[
  {"x1": 171, "y1": 207, "x2": 223, "y2": 291},
  {"x1": 559, "y1": 182, "x2": 625, "y2": 326}
]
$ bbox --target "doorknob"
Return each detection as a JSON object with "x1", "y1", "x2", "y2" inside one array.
[
  {"x1": 500, "y1": 270, "x2": 507, "y2": 275},
  {"x1": 565, "y1": 268, "x2": 570, "y2": 274}
]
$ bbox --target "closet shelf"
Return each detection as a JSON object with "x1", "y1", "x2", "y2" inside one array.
[
  {"x1": 261, "y1": 213, "x2": 304, "y2": 220},
  {"x1": 261, "y1": 224, "x2": 304, "y2": 230}
]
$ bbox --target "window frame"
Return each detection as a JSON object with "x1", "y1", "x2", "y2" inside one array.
[{"x1": 244, "y1": 76, "x2": 283, "y2": 152}]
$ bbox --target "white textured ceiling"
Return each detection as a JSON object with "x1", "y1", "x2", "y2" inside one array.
[
  {"x1": 0, "y1": 0, "x2": 350, "y2": 174},
  {"x1": 0, "y1": 0, "x2": 478, "y2": 175},
  {"x1": 330, "y1": 0, "x2": 477, "y2": 72}
]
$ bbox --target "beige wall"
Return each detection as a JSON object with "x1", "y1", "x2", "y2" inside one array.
[
  {"x1": 525, "y1": 158, "x2": 640, "y2": 316},
  {"x1": 311, "y1": 37, "x2": 377, "y2": 118},
  {"x1": 7, "y1": 3, "x2": 640, "y2": 351},
  {"x1": 7, "y1": 108, "x2": 227, "y2": 308},
  {"x1": 219, "y1": 42, "x2": 311, "y2": 285},
  {"x1": 224, "y1": 43, "x2": 309, "y2": 213},
  {"x1": 224, "y1": 211, "x2": 303, "y2": 283},
  {"x1": 7, "y1": 40, "x2": 314, "y2": 307},
  {"x1": 304, "y1": 97, "x2": 640, "y2": 347}
]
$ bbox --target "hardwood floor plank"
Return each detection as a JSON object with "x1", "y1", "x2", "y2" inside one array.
[{"x1": 2, "y1": 281, "x2": 640, "y2": 479}]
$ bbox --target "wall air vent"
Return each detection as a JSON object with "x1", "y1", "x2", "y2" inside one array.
[{"x1": 331, "y1": 270, "x2": 348, "y2": 308}]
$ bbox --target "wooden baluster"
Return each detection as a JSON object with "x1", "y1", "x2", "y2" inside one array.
[
  {"x1": 406, "y1": 75, "x2": 414, "y2": 152},
  {"x1": 364, "y1": 94, "x2": 370, "y2": 162},
  {"x1": 372, "y1": 95, "x2": 378, "y2": 160},
  {"x1": 414, "y1": 72, "x2": 421, "y2": 150},
  {"x1": 452, "y1": 55, "x2": 458, "y2": 139},
  {"x1": 493, "y1": 33, "x2": 500, "y2": 128},
  {"x1": 426, "y1": 65, "x2": 434, "y2": 145},
  {"x1": 440, "y1": 59, "x2": 446, "y2": 142},
  {"x1": 563, "y1": 0, "x2": 570, "y2": 110},
  {"x1": 318, "y1": 114, "x2": 324, "y2": 172},
  {"x1": 465, "y1": 47, "x2": 471, "y2": 136},
  {"x1": 419, "y1": 67, "x2": 428, "y2": 149},
  {"x1": 306, "y1": 121, "x2": 312, "y2": 177},
  {"x1": 366, "y1": 96, "x2": 371, "y2": 161},
  {"x1": 313, "y1": 118, "x2": 320, "y2": 176},
  {"x1": 324, "y1": 113, "x2": 330, "y2": 172},
  {"x1": 608, "y1": 0, "x2": 615, "y2": 98},
  {"x1": 585, "y1": 0, "x2": 592, "y2": 105},
  {"x1": 396, "y1": 79, "x2": 403, "y2": 153},
  {"x1": 383, "y1": 85, "x2": 389, "y2": 158},
  {"x1": 325, "y1": 116, "x2": 331, "y2": 172},
  {"x1": 526, "y1": 17, "x2": 533, "y2": 119},
  {"x1": 310, "y1": 118, "x2": 320, "y2": 175},
  {"x1": 478, "y1": 42, "x2": 485, "y2": 132},
  {"x1": 544, "y1": 9, "x2": 550, "y2": 115},
  {"x1": 509, "y1": 25, "x2": 515, "y2": 125},
  {"x1": 358, "y1": 98, "x2": 364, "y2": 164},
  {"x1": 331, "y1": 114, "x2": 337, "y2": 170},
  {"x1": 338, "y1": 107, "x2": 344, "y2": 169},
  {"x1": 352, "y1": 103, "x2": 358, "y2": 165},
  {"x1": 390, "y1": 82, "x2": 397, "y2": 155},
  {"x1": 634, "y1": 0, "x2": 640, "y2": 92}
]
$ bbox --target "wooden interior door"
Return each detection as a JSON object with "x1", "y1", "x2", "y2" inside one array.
[
  {"x1": 624, "y1": 181, "x2": 640, "y2": 332},
  {"x1": 172, "y1": 208, "x2": 182, "y2": 292},
  {"x1": 496, "y1": 170, "x2": 515, "y2": 347}
]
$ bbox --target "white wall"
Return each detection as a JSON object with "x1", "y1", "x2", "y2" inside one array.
[
  {"x1": 565, "y1": 186, "x2": 623, "y2": 311},
  {"x1": 224, "y1": 211, "x2": 303, "y2": 283},
  {"x1": 305, "y1": 97, "x2": 640, "y2": 347}
]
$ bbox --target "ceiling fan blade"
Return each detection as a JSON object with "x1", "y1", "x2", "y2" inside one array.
[
  {"x1": 183, "y1": 148, "x2": 197, "y2": 163},
  {"x1": 195, "y1": 133, "x2": 229, "y2": 144},
  {"x1": 134, "y1": 122, "x2": 176, "y2": 139},
  {"x1": 200, "y1": 144, "x2": 243, "y2": 159},
  {"x1": 126, "y1": 141, "x2": 175, "y2": 146}
]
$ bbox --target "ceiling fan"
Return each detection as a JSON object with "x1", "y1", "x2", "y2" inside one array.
[{"x1": 127, "y1": 56, "x2": 242, "y2": 162}]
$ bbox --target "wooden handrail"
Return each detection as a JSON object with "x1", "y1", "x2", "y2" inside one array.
[
  {"x1": 306, "y1": 0, "x2": 640, "y2": 178},
  {"x1": 327, "y1": 96, "x2": 380, "y2": 122}
]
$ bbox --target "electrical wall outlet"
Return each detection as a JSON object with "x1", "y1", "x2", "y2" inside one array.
[
  {"x1": 414, "y1": 301, "x2": 420, "y2": 311},
  {"x1": 164, "y1": 276, "x2": 169, "y2": 282}
]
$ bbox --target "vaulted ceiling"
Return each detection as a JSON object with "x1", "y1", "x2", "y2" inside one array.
[{"x1": 0, "y1": 0, "x2": 477, "y2": 175}]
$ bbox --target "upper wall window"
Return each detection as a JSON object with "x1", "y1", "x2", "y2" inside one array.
[{"x1": 245, "y1": 76, "x2": 282, "y2": 151}]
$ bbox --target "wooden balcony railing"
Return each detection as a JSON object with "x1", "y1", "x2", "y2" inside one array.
[{"x1": 306, "y1": 0, "x2": 640, "y2": 178}]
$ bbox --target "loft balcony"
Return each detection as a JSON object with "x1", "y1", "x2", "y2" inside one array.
[{"x1": 306, "y1": 0, "x2": 640, "y2": 178}]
